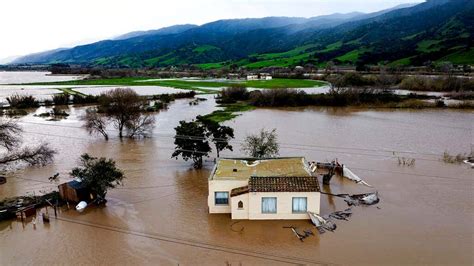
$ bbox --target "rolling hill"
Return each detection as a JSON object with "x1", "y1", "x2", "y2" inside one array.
[{"x1": 13, "y1": 0, "x2": 474, "y2": 69}]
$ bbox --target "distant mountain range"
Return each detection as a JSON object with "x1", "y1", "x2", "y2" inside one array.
[{"x1": 13, "y1": 0, "x2": 474, "y2": 69}]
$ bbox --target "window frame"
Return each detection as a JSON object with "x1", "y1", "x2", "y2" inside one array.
[
  {"x1": 261, "y1": 197, "x2": 277, "y2": 214},
  {"x1": 292, "y1": 197, "x2": 308, "y2": 213},
  {"x1": 214, "y1": 191, "x2": 229, "y2": 205}
]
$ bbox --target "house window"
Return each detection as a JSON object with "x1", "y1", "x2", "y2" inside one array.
[
  {"x1": 238, "y1": 201, "x2": 244, "y2": 209},
  {"x1": 292, "y1": 197, "x2": 307, "y2": 213},
  {"x1": 261, "y1": 197, "x2": 277, "y2": 213},
  {"x1": 215, "y1": 192, "x2": 229, "y2": 205}
]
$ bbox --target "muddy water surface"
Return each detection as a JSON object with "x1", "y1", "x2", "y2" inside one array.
[{"x1": 0, "y1": 75, "x2": 473, "y2": 265}]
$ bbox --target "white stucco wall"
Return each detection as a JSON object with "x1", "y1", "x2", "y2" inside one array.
[
  {"x1": 248, "y1": 192, "x2": 320, "y2": 220},
  {"x1": 230, "y1": 193, "x2": 250, "y2": 220},
  {"x1": 208, "y1": 180, "x2": 248, "y2": 213}
]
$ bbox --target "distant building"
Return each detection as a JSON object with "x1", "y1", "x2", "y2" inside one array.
[
  {"x1": 246, "y1": 74, "x2": 259, "y2": 80},
  {"x1": 294, "y1": 66, "x2": 305, "y2": 71},
  {"x1": 259, "y1": 73, "x2": 273, "y2": 80},
  {"x1": 208, "y1": 157, "x2": 321, "y2": 220},
  {"x1": 58, "y1": 180, "x2": 95, "y2": 203},
  {"x1": 227, "y1": 73, "x2": 240, "y2": 80}
]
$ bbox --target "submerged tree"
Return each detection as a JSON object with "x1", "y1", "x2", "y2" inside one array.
[
  {"x1": 0, "y1": 119, "x2": 56, "y2": 168},
  {"x1": 83, "y1": 88, "x2": 156, "y2": 139},
  {"x1": 172, "y1": 120, "x2": 211, "y2": 169},
  {"x1": 98, "y1": 88, "x2": 155, "y2": 138},
  {"x1": 241, "y1": 128, "x2": 279, "y2": 158},
  {"x1": 83, "y1": 108, "x2": 109, "y2": 140},
  {"x1": 125, "y1": 114, "x2": 155, "y2": 138},
  {"x1": 70, "y1": 153, "x2": 125, "y2": 202}
]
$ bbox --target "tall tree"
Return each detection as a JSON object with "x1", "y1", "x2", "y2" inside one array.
[
  {"x1": 86, "y1": 88, "x2": 156, "y2": 139},
  {"x1": 70, "y1": 153, "x2": 125, "y2": 202},
  {"x1": 99, "y1": 88, "x2": 145, "y2": 138},
  {"x1": 0, "y1": 119, "x2": 56, "y2": 168},
  {"x1": 241, "y1": 128, "x2": 279, "y2": 158},
  {"x1": 172, "y1": 120, "x2": 211, "y2": 169},
  {"x1": 198, "y1": 117, "x2": 234, "y2": 158}
]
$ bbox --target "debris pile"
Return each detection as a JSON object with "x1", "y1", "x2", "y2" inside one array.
[
  {"x1": 283, "y1": 161, "x2": 381, "y2": 241},
  {"x1": 344, "y1": 192, "x2": 380, "y2": 206}
]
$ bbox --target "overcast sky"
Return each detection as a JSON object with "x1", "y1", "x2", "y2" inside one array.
[{"x1": 0, "y1": 0, "x2": 424, "y2": 62}]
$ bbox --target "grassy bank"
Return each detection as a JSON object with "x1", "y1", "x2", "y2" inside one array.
[
  {"x1": 200, "y1": 103, "x2": 255, "y2": 123},
  {"x1": 14, "y1": 78, "x2": 325, "y2": 91}
]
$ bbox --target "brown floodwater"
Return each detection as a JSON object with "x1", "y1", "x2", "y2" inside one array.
[{"x1": 0, "y1": 94, "x2": 473, "y2": 265}]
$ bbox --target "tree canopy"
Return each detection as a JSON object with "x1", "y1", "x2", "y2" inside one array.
[
  {"x1": 241, "y1": 128, "x2": 279, "y2": 158},
  {"x1": 83, "y1": 88, "x2": 155, "y2": 139},
  {"x1": 70, "y1": 153, "x2": 125, "y2": 202},
  {"x1": 172, "y1": 120, "x2": 211, "y2": 169}
]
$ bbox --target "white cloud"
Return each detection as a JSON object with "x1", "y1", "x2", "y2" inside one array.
[{"x1": 0, "y1": 0, "x2": 424, "y2": 61}]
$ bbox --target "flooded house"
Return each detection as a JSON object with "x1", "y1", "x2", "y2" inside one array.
[
  {"x1": 58, "y1": 180, "x2": 95, "y2": 203},
  {"x1": 208, "y1": 157, "x2": 320, "y2": 220}
]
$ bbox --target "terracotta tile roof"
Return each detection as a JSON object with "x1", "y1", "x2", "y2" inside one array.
[
  {"x1": 231, "y1": 186, "x2": 249, "y2": 197},
  {"x1": 248, "y1": 176, "x2": 320, "y2": 193}
]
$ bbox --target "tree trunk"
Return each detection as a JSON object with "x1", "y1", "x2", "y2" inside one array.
[
  {"x1": 194, "y1": 157, "x2": 203, "y2": 169},
  {"x1": 119, "y1": 124, "x2": 123, "y2": 139}
]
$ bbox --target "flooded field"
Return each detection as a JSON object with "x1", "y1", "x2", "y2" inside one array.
[
  {"x1": 0, "y1": 73, "x2": 473, "y2": 265},
  {"x1": 0, "y1": 71, "x2": 85, "y2": 84}
]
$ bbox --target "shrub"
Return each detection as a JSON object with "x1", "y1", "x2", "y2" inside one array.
[
  {"x1": 53, "y1": 93, "x2": 70, "y2": 105},
  {"x1": 327, "y1": 72, "x2": 375, "y2": 88},
  {"x1": 217, "y1": 85, "x2": 250, "y2": 104},
  {"x1": 6, "y1": 94, "x2": 39, "y2": 109},
  {"x1": 400, "y1": 76, "x2": 474, "y2": 92},
  {"x1": 442, "y1": 151, "x2": 472, "y2": 164},
  {"x1": 72, "y1": 94, "x2": 100, "y2": 104}
]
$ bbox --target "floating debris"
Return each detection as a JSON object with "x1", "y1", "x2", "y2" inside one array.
[
  {"x1": 76, "y1": 201, "x2": 87, "y2": 212},
  {"x1": 342, "y1": 166, "x2": 372, "y2": 187},
  {"x1": 463, "y1": 157, "x2": 474, "y2": 168},
  {"x1": 308, "y1": 212, "x2": 337, "y2": 233},
  {"x1": 344, "y1": 192, "x2": 380, "y2": 206},
  {"x1": 329, "y1": 208, "x2": 352, "y2": 221},
  {"x1": 283, "y1": 226, "x2": 308, "y2": 242}
]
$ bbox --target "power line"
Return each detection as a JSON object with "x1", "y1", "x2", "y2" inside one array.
[
  {"x1": 18, "y1": 120, "x2": 448, "y2": 160},
  {"x1": 53, "y1": 216, "x2": 331, "y2": 265},
  {"x1": 18, "y1": 120, "x2": 444, "y2": 156}
]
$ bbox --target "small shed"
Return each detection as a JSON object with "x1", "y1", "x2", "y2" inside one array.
[{"x1": 58, "y1": 180, "x2": 95, "y2": 203}]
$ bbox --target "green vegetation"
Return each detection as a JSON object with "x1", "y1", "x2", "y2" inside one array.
[
  {"x1": 193, "y1": 45, "x2": 220, "y2": 53},
  {"x1": 336, "y1": 48, "x2": 368, "y2": 63},
  {"x1": 196, "y1": 62, "x2": 227, "y2": 70},
  {"x1": 417, "y1": 40, "x2": 442, "y2": 52},
  {"x1": 200, "y1": 103, "x2": 254, "y2": 123},
  {"x1": 439, "y1": 48, "x2": 474, "y2": 65},
  {"x1": 244, "y1": 79, "x2": 324, "y2": 89},
  {"x1": 58, "y1": 88, "x2": 86, "y2": 96},
  {"x1": 322, "y1": 41, "x2": 343, "y2": 52},
  {"x1": 255, "y1": 44, "x2": 318, "y2": 60},
  {"x1": 71, "y1": 153, "x2": 125, "y2": 203},
  {"x1": 389, "y1": 57, "x2": 412, "y2": 66},
  {"x1": 16, "y1": 78, "x2": 325, "y2": 92}
]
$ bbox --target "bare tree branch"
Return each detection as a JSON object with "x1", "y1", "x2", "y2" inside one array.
[
  {"x1": 0, "y1": 119, "x2": 23, "y2": 151},
  {"x1": 82, "y1": 108, "x2": 109, "y2": 140},
  {"x1": 0, "y1": 144, "x2": 56, "y2": 167},
  {"x1": 125, "y1": 114, "x2": 155, "y2": 138}
]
